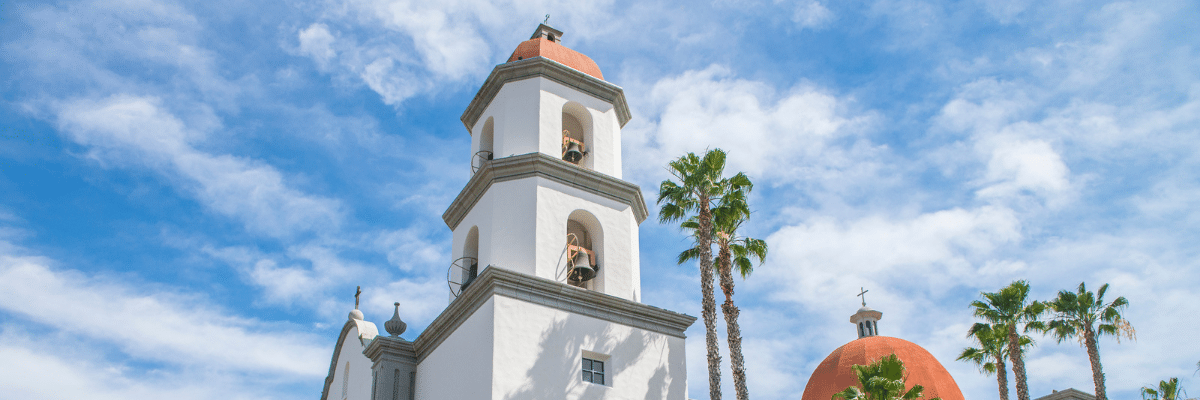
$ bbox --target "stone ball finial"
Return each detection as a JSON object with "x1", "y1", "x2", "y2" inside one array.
[
  {"x1": 385, "y1": 302, "x2": 407, "y2": 337},
  {"x1": 349, "y1": 309, "x2": 364, "y2": 320}
]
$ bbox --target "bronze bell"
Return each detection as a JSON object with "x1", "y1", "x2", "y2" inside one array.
[
  {"x1": 563, "y1": 141, "x2": 584, "y2": 163},
  {"x1": 570, "y1": 250, "x2": 597, "y2": 282}
]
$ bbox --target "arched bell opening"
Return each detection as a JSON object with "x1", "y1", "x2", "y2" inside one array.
[
  {"x1": 448, "y1": 226, "x2": 481, "y2": 299},
  {"x1": 563, "y1": 210, "x2": 603, "y2": 289},
  {"x1": 473, "y1": 117, "x2": 495, "y2": 175},
  {"x1": 561, "y1": 102, "x2": 593, "y2": 169}
]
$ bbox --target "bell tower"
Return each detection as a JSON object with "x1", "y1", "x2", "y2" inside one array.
[
  {"x1": 445, "y1": 23, "x2": 646, "y2": 301},
  {"x1": 321, "y1": 23, "x2": 694, "y2": 400}
]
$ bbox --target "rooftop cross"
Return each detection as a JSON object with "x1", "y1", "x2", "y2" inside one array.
[
  {"x1": 857, "y1": 287, "x2": 869, "y2": 307},
  {"x1": 354, "y1": 285, "x2": 362, "y2": 309},
  {"x1": 543, "y1": 14, "x2": 550, "y2": 25}
]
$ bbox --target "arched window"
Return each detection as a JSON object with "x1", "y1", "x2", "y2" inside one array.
[
  {"x1": 473, "y1": 117, "x2": 494, "y2": 174},
  {"x1": 461, "y1": 227, "x2": 480, "y2": 289},
  {"x1": 561, "y1": 102, "x2": 593, "y2": 169},
  {"x1": 564, "y1": 210, "x2": 603, "y2": 289},
  {"x1": 342, "y1": 362, "x2": 350, "y2": 399}
]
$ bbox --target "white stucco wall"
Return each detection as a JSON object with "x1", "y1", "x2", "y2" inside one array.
[
  {"x1": 534, "y1": 178, "x2": 640, "y2": 301},
  {"x1": 453, "y1": 178, "x2": 539, "y2": 279},
  {"x1": 416, "y1": 297, "x2": 496, "y2": 400},
  {"x1": 534, "y1": 78, "x2": 621, "y2": 179},
  {"x1": 331, "y1": 326, "x2": 376, "y2": 400},
  {"x1": 452, "y1": 176, "x2": 640, "y2": 301},
  {"x1": 472, "y1": 76, "x2": 622, "y2": 178},
  {"x1": 490, "y1": 295, "x2": 688, "y2": 400}
]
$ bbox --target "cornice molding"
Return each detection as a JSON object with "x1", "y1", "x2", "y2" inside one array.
[
  {"x1": 364, "y1": 336, "x2": 417, "y2": 365},
  {"x1": 441, "y1": 152, "x2": 649, "y2": 230},
  {"x1": 412, "y1": 267, "x2": 696, "y2": 364},
  {"x1": 460, "y1": 57, "x2": 632, "y2": 133}
]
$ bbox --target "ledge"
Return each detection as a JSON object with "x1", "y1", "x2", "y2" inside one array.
[
  {"x1": 364, "y1": 335, "x2": 417, "y2": 364},
  {"x1": 460, "y1": 57, "x2": 632, "y2": 133},
  {"x1": 412, "y1": 267, "x2": 696, "y2": 363},
  {"x1": 441, "y1": 152, "x2": 649, "y2": 230}
]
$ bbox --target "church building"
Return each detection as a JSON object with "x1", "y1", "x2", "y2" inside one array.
[
  {"x1": 318, "y1": 23, "x2": 697, "y2": 400},
  {"x1": 801, "y1": 302, "x2": 966, "y2": 400}
]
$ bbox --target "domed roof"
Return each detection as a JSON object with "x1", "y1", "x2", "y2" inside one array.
[
  {"x1": 506, "y1": 37, "x2": 604, "y2": 80},
  {"x1": 801, "y1": 336, "x2": 964, "y2": 400}
]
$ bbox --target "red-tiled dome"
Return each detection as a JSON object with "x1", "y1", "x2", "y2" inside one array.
[
  {"x1": 802, "y1": 336, "x2": 965, "y2": 400},
  {"x1": 507, "y1": 37, "x2": 604, "y2": 80}
]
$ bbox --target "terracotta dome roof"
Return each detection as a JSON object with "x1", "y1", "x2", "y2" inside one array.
[
  {"x1": 506, "y1": 37, "x2": 604, "y2": 80},
  {"x1": 801, "y1": 336, "x2": 964, "y2": 400}
]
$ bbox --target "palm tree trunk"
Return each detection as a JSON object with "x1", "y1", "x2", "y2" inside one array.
[
  {"x1": 1007, "y1": 324, "x2": 1031, "y2": 400},
  {"x1": 717, "y1": 245, "x2": 749, "y2": 400},
  {"x1": 1084, "y1": 326, "x2": 1106, "y2": 400},
  {"x1": 698, "y1": 198, "x2": 722, "y2": 400},
  {"x1": 996, "y1": 354, "x2": 1009, "y2": 400}
]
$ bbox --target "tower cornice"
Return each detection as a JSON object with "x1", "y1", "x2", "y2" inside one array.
[
  {"x1": 412, "y1": 266, "x2": 696, "y2": 363},
  {"x1": 460, "y1": 57, "x2": 632, "y2": 133},
  {"x1": 442, "y1": 152, "x2": 649, "y2": 230}
]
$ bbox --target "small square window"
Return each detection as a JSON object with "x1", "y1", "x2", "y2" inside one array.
[{"x1": 582, "y1": 357, "x2": 605, "y2": 385}]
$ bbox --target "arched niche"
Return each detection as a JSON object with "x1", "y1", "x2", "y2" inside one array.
[
  {"x1": 561, "y1": 102, "x2": 593, "y2": 169},
  {"x1": 480, "y1": 117, "x2": 494, "y2": 156},
  {"x1": 462, "y1": 226, "x2": 480, "y2": 287},
  {"x1": 473, "y1": 117, "x2": 495, "y2": 174},
  {"x1": 565, "y1": 209, "x2": 603, "y2": 290}
]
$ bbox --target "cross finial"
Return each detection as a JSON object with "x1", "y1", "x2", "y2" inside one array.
[
  {"x1": 354, "y1": 286, "x2": 362, "y2": 309},
  {"x1": 543, "y1": 14, "x2": 550, "y2": 25},
  {"x1": 857, "y1": 287, "x2": 869, "y2": 307}
]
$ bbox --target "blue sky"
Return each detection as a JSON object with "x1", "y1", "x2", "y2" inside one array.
[{"x1": 1, "y1": 0, "x2": 1197, "y2": 398}]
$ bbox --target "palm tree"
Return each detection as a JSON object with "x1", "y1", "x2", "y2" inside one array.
[
  {"x1": 971, "y1": 280, "x2": 1046, "y2": 400},
  {"x1": 659, "y1": 149, "x2": 745, "y2": 400},
  {"x1": 1141, "y1": 378, "x2": 1186, "y2": 400},
  {"x1": 1044, "y1": 282, "x2": 1135, "y2": 400},
  {"x1": 958, "y1": 323, "x2": 1032, "y2": 400},
  {"x1": 679, "y1": 185, "x2": 765, "y2": 400},
  {"x1": 833, "y1": 354, "x2": 942, "y2": 400}
]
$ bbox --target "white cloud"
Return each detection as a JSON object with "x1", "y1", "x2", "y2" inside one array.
[
  {"x1": 374, "y1": 227, "x2": 445, "y2": 272},
  {"x1": 788, "y1": 0, "x2": 834, "y2": 29},
  {"x1": 975, "y1": 137, "x2": 1071, "y2": 204},
  {"x1": 56, "y1": 95, "x2": 344, "y2": 238},
  {"x1": 291, "y1": 0, "x2": 652, "y2": 106},
  {"x1": 298, "y1": 23, "x2": 338, "y2": 69},
  {"x1": 0, "y1": 326, "x2": 310, "y2": 400},
  {"x1": 762, "y1": 206, "x2": 1021, "y2": 308},
  {"x1": 0, "y1": 254, "x2": 328, "y2": 376},
  {"x1": 626, "y1": 65, "x2": 877, "y2": 187}
]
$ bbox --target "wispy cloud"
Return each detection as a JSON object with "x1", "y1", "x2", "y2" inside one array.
[
  {"x1": 625, "y1": 65, "x2": 878, "y2": 188},
  {"x1": 0, "y1": 253, "x2": 327, "y2": 376}
]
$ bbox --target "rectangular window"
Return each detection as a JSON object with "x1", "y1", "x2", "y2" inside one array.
[{"x1": 582, "y1": 358, "x2": 605, "y2": 385}]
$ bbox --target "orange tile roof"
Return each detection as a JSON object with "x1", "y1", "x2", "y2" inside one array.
[
  {"x1": 506, "y1": 37, "x2": 604, "y2": 80},
  {"x1": 801, "y1": 336, "x2": 965, "y2": 400}
]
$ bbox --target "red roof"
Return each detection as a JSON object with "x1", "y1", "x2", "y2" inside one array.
[
  {"x1": 801, "y1": 336, "x2": 965, "y2": 400},
  {"x1": 506, "y1": 37, "x2": 604, "y2": 80}
]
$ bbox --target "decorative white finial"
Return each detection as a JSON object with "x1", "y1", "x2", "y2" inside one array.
[{"x1": 385, "y1": 302, "x2": 407, "y2": 337}]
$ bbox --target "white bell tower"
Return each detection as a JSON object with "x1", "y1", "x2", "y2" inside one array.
[
  {"x1": 318, "y1": 24, "x2": 694, "y2": 400},
  {"x1": 445, "y1": 23, "x2": 647, "y2": 301}
]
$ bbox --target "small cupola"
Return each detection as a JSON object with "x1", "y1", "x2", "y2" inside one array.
[
  {"x1": 850, "y1": 287, "x2": 883, "y2": 339},
  {"x1": 530, "y1": 23, "x2": 564, "y2": 42}
]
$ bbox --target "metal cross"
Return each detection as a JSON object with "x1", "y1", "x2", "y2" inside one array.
[
  {"x1": 354, "y1": 286, "x2": 362, "y2": 309},
  {"x1": 857, "y1": 287, "x2": 869, "y2": 307},
  {"x1": 543, "y1": 14, "x2": 550, "y2": 25}
]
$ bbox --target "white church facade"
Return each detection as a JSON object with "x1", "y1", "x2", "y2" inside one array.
[{"x1": 319, "y1": 24, "x2": 697, "y2": 400}]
